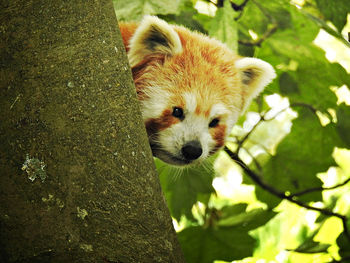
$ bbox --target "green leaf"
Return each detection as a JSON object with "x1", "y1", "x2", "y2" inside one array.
[
  {"x1": 218, "y1": 207, "x2": 276, "y2": 229},
  {"x1": 336, "y1": 104, "x2": 350, "y2": 148},
  {"x1": 255, "y1": 0, "x2": 292, "y2": 30},
  {"x1": 206, "y1": 0, "x2": 238, "y2": 52},
  {"x1": 220, "y1": 203, "x2": 247, "y2": 218},
  {"x1": 279, "y1": 72, "x2": 300, "y2": 95},
  {"x1": 291, "y1": 225, "x2": 331, "y2": 254},
  {"x1": 256, "y1": 5, "x2": 350, "y2": 111},
  {"x1": 315, "y1": 195, "x2": 339, "y2": 223},
  {"x1": 256, "y1": 4, "x2": 333, "y2": 101},
  {"x1": 113, "y1": 0, "x2": 181, "y2": 21},
  {"x1": 258, "y1": 5, "x2": 350, "y2": 111},
  {"x1": 301, "y1": 10, "x2": 350, "y2": 48},
  {"x1": 292, "y1": 241, "x2": 330, "y2": 254},
  {"x1": 178, "y1": 226, "x2": 255, "y2": 263},
  {"x1": 336, "y1": 231, "x2": 350, "y2": 258},
  {"x1": 256, "y1": 108, "x2": 342, "y2": 207},
  {"x1": 262, "y1": 37, "x2": 349, "y2": 112},
  {"x1": 237, "y1": 0, "x2": 291, "y2": 36},
  {"x1": 160, "y1": 11, "x2": 206, "y2": 33},
  {"x1": 293, "y1": 60, "x2": 348, "y2": 112},
  {"x1": 315, "y1": 0, "x2": 350, "y2": 32},
  {"x1": 159, "y1": 1, "x2": 207, "y2": 33},
  {"x1": 157, "y1": 158, "x2": 216, "y2": 221}
]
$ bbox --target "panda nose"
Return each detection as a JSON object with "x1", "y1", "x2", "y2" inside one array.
[{"x1": 181, "y1": 141, "x2": 202, "y2": 160}]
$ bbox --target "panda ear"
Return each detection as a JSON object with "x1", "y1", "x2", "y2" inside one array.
[
  {"x1": 128, "y1": 16, "x2": 183, "y2": 67},
  {"x1": 235, "y1": 57, "x2": 276, "y2": 112}
]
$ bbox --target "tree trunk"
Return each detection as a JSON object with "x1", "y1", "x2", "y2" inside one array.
[{"x1": 0, "y1": 0, "x2": 185, "y2": 262}]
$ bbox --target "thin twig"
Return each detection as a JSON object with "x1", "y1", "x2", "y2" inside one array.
[
  {"x1": 236, "y1": 115, "x2": 263, "y2": 153},
  {"x1": 237, "y1": 0, "x2": 278, "y2": 46},
  {"x1": 238, "y1": 24, "x2": 278, "y2": 47},
  {"x1": 235, "y1": 105, "x2": 289, "y2": 153},
  {"x1": 253, "y1": 0, "x2": 275, "y2": 22},
  {"x1": 223, "y1": 146, "x2": 350, "y2": 242},
  {"x1": 290, "y1": 102, "x2": 318, "y2": 114},
  {"x1": 208, "y1": 0, "x2": 250, "y2": 10},
  {"x1": 242, "y1": 147, "x2": 263, "y2": 172},
  {"x1": 205, "y1": 0, "x2": 223, "y2": 7},
  {"x1": 290, "y1": 177, "x2": 350, "y2": 197},
  {"x1": 291, "y1": 102, "x2": 335, "y2": 123},
  {"x1": 230, "y1": 0, "x2": 250, "y2": 11}
]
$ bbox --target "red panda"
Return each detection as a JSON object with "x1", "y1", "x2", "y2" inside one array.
[{"x1": 119, "y1": 16, "x2": 275, "y2": 166}]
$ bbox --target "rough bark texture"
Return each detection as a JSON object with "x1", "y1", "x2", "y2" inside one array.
[{"x1": 0, "y1": 1, "x2": 185, "y2": 262}]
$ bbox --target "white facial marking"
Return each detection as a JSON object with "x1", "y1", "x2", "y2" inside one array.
[
  {"x1": 183, "y1": 92, "x2": 197, "y2": 113},
  {"x1": 141, "y1": 86, "x2": 170, "y2": 120},
  {"x1": 147, "y1": 93, "x2": 239, "y2": 165},
  {"x1": 158, "y1": 114, "x2": 213, "y2": 162},
  {"x1": 209, "y1": 103, "x2": 230, "y2": 118}
]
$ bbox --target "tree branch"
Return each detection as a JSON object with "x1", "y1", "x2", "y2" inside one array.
[
  {"x1": 223, "y1": 146, "x2": 350, "y2": 242},
  {"x1": 290, "y1": 177, "x2": 350, "y2": 197}
]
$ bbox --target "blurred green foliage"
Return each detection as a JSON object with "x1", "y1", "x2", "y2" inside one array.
[{"x1": 114, "y1": 0, "x2": 350, "y2": 262}]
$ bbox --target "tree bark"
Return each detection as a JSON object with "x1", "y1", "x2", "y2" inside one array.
[{"x1": 0, "y1": 0, "x2": 185, "y2": 262}]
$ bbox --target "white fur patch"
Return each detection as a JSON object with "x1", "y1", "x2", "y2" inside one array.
[
  {"x1": 235, "y1": 57, "x2": 276, "y2": 111},
  {"x1": 141, "y1": 86, "x2": 170, "y2": 120},
  {"x1": 209, "y1": 103, "x2": 230, "y2": 118},
  {"x1": 128, "y1": 16, "x2": 183, "y2": 67},
  {"x1": 158, "y1": 113, "x2": 213, "y2": 162},
  {"x1": 183, "y1": 92, "x2": 197, "y2": 113},
  {"x1": 156, "y1": 102, "x2": 234, "y2": 162}
]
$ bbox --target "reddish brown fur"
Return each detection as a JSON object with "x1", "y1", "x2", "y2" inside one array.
[
  {"x1": 118, "y1": 22, "x2": 243, "y2": 113},
  {"x1": 118, "y1": 18, "x2": 275, "y2": 165},
  {"x1": 210, "y1": 124, "x2": 227, "y2": 154},
  {"x1": 145, "y1": 109, "x2": 180, "y2": 137},
  {"x1": 195, "y1": 105, "x2": 211, "y2": 118},
  {"x1": 119, "y1": 22, "x2": 138, "y2": 52},
  {"x1": 131, "y1": 54, "x2": 165, "y2": 99},
  {"x1": 119, "y1": 20, "x2": 245, "y2": 158}
]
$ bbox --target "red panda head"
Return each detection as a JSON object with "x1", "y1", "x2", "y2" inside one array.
[{"x1": 123, "y1": 16, "x2": 276, "y2": 166}]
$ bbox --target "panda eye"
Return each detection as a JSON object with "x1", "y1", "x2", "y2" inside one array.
[
  {"x1": 209, "y1": 118, "x2": 219, "y2": 128},
  {"x1": 172, "y1": 107, "x2": 184, "y2": 119}
]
